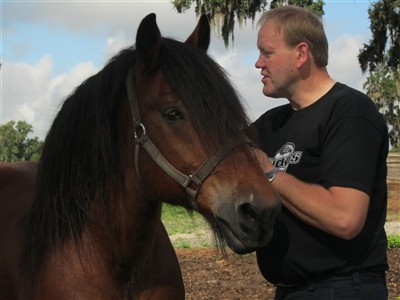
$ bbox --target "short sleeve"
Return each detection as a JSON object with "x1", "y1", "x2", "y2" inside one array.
[{"x1": 319, "y1": 116, "x2": 384, "y2": 195}]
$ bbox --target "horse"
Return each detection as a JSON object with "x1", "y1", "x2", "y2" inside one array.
[{"x1": 0, "y1": 14, "x2": 280, "y2": 299}]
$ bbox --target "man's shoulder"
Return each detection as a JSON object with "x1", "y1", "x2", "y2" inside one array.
[
  {"x1": 258, "y1": 103, "x2": 291, "y2": 121},
  {"x1": 330, "y1": 83, "x2": 374, "y2": 108},
  {"x1": 326, "y1": 83, "x2": 387, "y2": 134},
  {"x1": 328, "y1": 83, "x2": 381, "y2": 118}
]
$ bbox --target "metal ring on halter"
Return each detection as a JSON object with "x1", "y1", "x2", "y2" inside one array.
[{"x1": 134, "y1": 123, "x2": 147, "y2": 144}]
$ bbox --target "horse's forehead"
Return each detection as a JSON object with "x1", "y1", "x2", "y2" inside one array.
[{"x1": 135, "y1": 70, "x2": 172, "y2": 98}]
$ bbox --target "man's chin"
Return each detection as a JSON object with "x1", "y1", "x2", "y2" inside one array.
[{"x1": 262, "y1": 89, "x2": 280, "y2": 98}]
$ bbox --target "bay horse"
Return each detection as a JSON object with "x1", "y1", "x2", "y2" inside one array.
[{"x1": 0, "y1": 14, "x2": 280, "y2": 299}]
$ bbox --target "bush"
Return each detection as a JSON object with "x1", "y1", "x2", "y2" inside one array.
[{"x1": 388, "y1": 234, "x2": 400, "y2": 249}]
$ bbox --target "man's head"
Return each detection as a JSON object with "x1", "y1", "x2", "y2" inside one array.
[
  {"x1": 255, "y1": 6, "x2": 329, "y2": 100},
  {"x1": 258, "y1": 6, "x2": 328, "y2": 68}
]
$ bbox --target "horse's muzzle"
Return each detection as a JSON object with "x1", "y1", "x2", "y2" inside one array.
[{"x1": 215, "y1": 195, "x2": 281, "y2": 254}]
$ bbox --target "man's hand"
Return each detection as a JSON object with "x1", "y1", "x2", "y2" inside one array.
[{"x1": 253, "y1": 148, "x2": 275, "y2": 173}]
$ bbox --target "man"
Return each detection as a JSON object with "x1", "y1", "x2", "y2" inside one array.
[{"x1": 249, "y1": 5, "x2": 389, "y2": 300}]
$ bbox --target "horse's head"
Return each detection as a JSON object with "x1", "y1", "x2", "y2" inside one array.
[{"x1": 125, "y1": 13, "x2": 280, "y2": 254}]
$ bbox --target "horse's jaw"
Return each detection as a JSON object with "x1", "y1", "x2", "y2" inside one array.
[
  {"x1": 197, "y1": 185, "x2": 281, "y2": 254},
  {"x1": 216, "y1": 200, "x2": 280, "y2": 254}
]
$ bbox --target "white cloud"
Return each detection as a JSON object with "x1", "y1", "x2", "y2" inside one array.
[
  {"x1": 104, "y1": 32, "x2": 132, "y2": 62},
  {"x1": 328, "y1": 34, "x2": 368, "y2": 92},
  {"x1": 4, "y1": 1, "x2": 197, "y2": 39},
  {"x1": 2, "y1": 55, "x2": 53, "y2": 126},
  {"x1": 2, "y1": 56, "x2": 98, "y2": 138}
]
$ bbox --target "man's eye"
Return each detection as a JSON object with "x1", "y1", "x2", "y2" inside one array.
[
  {"x1": 163, "y1": 107, "x2": 183, "y2": 122},
  {"x1": 263, "y1": 51, "x2": 272, "y2": 57}
]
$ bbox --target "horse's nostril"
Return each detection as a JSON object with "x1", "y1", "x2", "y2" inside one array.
[{"x1": 239, "y1": 202, "x2": 258, "y2": 222}]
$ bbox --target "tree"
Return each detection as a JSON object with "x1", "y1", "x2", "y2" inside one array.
[
  {"x1": 171, "y1": 0, "x2": 324, "y2": 47},
  {"x1": 363, "y1": 64, "x2": 400, "y2": 150},
  {"x1": 358, "y1": 0, "x2": 400, "y2": 150},
  {"x1": 0, "y1": 120, "x2": 44, "y2": 162},
  {"x1": 358, "y1": 0, "x2": 400, "y2": 73}
]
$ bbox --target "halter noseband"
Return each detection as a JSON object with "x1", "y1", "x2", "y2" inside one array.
[{"x1": 126, "y1": 68, "x2": 250, "y2": 209}]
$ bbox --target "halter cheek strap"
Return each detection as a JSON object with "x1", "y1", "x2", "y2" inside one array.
[{"x1": 126, "y1": 68, "x2": 250, "y2": 209}]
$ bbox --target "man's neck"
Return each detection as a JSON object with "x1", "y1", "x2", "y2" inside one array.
[{"x1": 289, "y1": 70, "x2": 336, "y2": 110}]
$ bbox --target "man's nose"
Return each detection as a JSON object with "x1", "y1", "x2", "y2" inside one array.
[{"x1": 255, "y1": 56, "x2": 264, "y2": 69}]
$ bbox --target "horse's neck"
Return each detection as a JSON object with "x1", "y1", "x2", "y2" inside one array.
[
  {"x1": 108, "y1": 192, "x2": 162, "y2": 264},
  {"x1": 36, "y1": 192, "x2": 162, "y2": 298}
]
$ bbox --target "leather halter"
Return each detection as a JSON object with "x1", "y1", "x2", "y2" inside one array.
[{"x1": 126, "y1": 68, "x2": 250, "y2": 209}]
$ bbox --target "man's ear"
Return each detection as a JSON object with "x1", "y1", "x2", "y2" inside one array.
[{"x1": 296, "y1": 42, "x2": 310, "y2": 68}]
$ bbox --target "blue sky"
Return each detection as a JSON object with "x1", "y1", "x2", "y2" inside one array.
[{"x1": 1, "y1": 0, "x2": 373, "y2": 138}]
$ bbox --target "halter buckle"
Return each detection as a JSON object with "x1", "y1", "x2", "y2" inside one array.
[{"x1": 134, "y1": 123, "x2": 147, "y2": 144}]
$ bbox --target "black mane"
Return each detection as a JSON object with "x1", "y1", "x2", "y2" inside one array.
[
  {"x1": 22, "y1": 37, "x2": 250, "y2": 275},
  {"x1": 161, "y1": 38, "x2": 249, "y2": 148}
]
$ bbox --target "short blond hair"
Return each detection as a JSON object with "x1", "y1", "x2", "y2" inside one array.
[{"x1": 258, "y1": 6, "x2": 328, "y2": 67}]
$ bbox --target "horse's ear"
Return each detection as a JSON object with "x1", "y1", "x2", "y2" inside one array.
[
  {"x1": 185, "y1": 15, "x2": 210, "y2": 51},
  {"x1": 136, "y1": 13, "x2": 162, "y2": 71}
]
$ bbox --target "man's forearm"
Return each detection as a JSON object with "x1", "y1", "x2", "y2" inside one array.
[{"x1": 271, "y1": 171, "x2": 369, "y2": 240}]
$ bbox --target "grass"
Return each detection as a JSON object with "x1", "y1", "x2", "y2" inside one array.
[
  {"x1": 388, "y1": 234, "x2": 400, "y2": 249},
  {"x1": 161, "y1": 204, "x2": 208, "y2": 235},
  {"x1": 161, "y1": 204, "x2": 213, "y2": 248}
]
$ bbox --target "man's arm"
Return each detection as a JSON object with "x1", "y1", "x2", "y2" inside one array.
[
  {"x1": 257, "y1": 152, "x2": 369, "y2": 240},
  {"x1": 273, "y1": 171, "x2": 369, "y2": 239}
]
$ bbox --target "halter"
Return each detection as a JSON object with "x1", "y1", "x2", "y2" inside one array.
[{"x1": 126, "y1": 68, "x2": 250, "y2": 209}]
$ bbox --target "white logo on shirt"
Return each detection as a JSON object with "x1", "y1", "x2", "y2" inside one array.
[{"x1": 270, "y1": 142, "x2": 302, "y2": 172}]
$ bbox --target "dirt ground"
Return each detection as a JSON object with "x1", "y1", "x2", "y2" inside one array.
[
  {"x1": 176, "y1": 248, "x2": 400, "y2": 300},
  {"x1": 176, "y1": 178, "x2": 400, "y2": 299}
]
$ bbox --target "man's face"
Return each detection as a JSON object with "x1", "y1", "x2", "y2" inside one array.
[{"x1": 255, "y1": 20, "x2": 298, "y2": 99}]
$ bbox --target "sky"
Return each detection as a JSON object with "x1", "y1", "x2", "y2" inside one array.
[{"x1": 1, "y1": 0, "x2": 373, "y2": 139}]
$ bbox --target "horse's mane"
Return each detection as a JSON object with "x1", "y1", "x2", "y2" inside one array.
[
  {"x1": 160, "y1": 38, "x2": 250, "y2": 148},
  {"x1": 22, "y1": 37, "x2": 250, "y2": 276}
]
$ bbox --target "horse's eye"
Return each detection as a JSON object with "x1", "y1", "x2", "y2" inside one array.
[{"x1": 163, "y1": 107, "x2": 183, "y2": 122}]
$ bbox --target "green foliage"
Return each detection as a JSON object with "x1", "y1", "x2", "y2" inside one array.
[
  {"x1": 359, "y1": 0, "x2": 400, "y2": 151},
  {"x1": 170, "y1": 0, "x2": 324, "y2": 47},
  {"x1": 358, "y1": 0, "x2": 400, "y2": 73},
  {"x1": 388, "y1": 234, "x2": 400, "y2": 249},
  {"x1": 270, "y1": 0, "x2": 324, "y2": 17},
  {"x1": 364, "y1": 65, "x2": 400, "y2": 150},
  {"x1": 0, "y1": 120, "x2": 44, "y2": 162}
]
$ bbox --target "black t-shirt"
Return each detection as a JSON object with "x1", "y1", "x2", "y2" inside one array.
[{"x1": 254, "y1": 83, "x2": 389, "y2": 285}]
